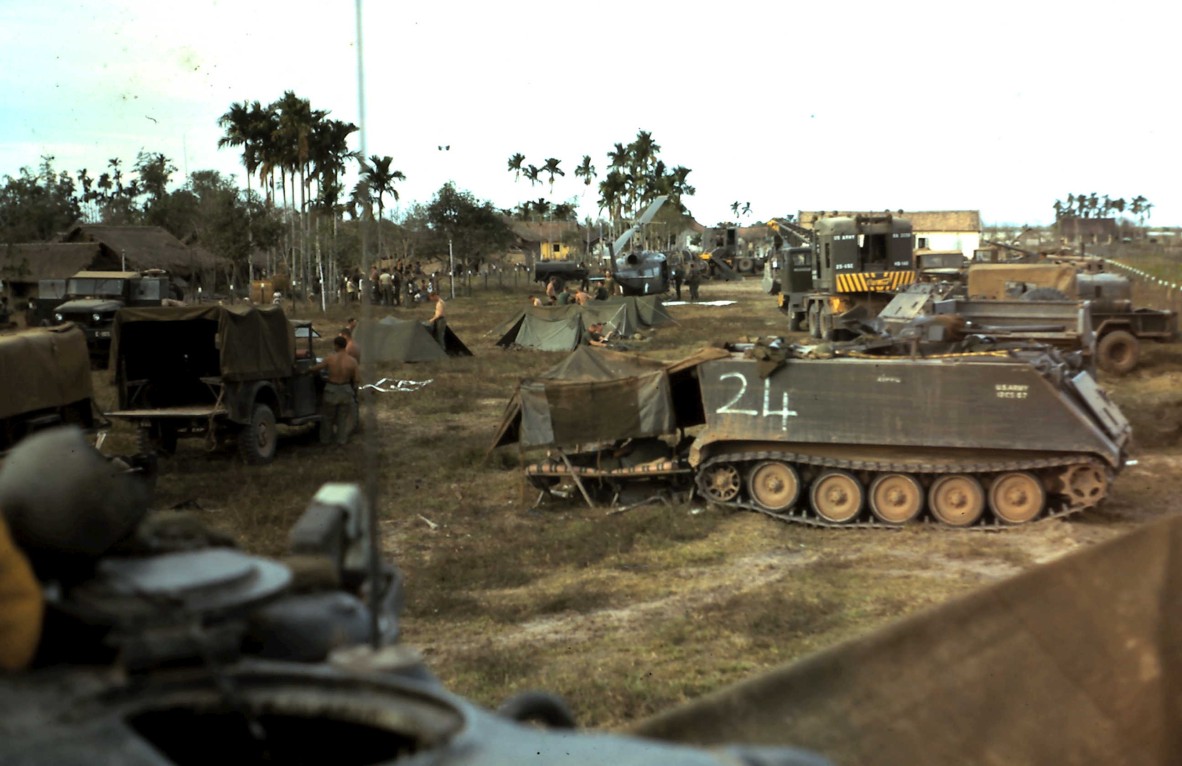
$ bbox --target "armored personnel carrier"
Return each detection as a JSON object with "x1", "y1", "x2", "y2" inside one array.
[
  {"x1": 499, "y1": 340, "x2": 1130, "y2": 529},
  {"x1": 691, "y1": 343, "x2": 1129, "y2": 527}
]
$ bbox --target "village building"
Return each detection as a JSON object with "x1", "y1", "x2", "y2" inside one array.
[{"x1": 0, "y1": 224, "x2": 223, "y2": 301}]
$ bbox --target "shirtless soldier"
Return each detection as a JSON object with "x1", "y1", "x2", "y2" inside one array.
[{"x1": 310, "y1": 335, "x2": 360, "y2": 445}]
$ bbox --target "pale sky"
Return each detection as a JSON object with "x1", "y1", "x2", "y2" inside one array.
[{"x1": 2, "y1": 0, "x2": 1179, "y2": 227}]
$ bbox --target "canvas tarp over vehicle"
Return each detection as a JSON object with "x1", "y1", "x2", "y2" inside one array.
[
  {"x1": 0, "y1": 325, "x2": 93, "y2": 419},
  {"x1": 111, "y1": 305, "x2": 295, "y2": 382},
  {"x1": 966, "y1": 262, "x2": 1077, "y2": 300},
  {"x1": 355, "y1": 316, "x2": 472, "y2": 363},
  {"x1": 490, "y1": 345, "x2": 727, "y2": 450},
  {"x1": 632, "y1": 513, "x2": 1182, "y2": 765}
]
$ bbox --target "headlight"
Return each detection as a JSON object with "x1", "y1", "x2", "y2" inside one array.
[
  {"x1": 92, "y1": 313, "x2": 103, "y2": 323},
  {"x1": 54, "y1": 313, "x2": 64, "y2": 323}
]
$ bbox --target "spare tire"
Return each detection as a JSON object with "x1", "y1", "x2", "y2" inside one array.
[{"x1": 1097, "y1": 329, "x2": 1140, "y2": 375}]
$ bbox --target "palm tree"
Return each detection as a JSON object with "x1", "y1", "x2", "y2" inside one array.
[
  {"x1": 507, "y1": 153, "x2": 526, "y2": 181},
  {"x1": 523, "y1": 164, "x2": 541, "y2": 187},
  {"x1": 542, "y1": 157, "x2": 564, "y2": 194},
  {"x1": 359, "y1": 155, "x2": 405, "y2": 258},
  {"x1": 218, "y1": 100, "x2": 272, "y2": 279},
  {"x1": 574, "y1": 155, "x2": 596, "y2": 187}
]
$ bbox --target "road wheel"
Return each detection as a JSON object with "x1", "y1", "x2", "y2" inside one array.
[
  {"x1": 1096, "y1": 330, "x2": 1139, "y2": 375},
  {"x1": 988, "y1": 471, "x2": 1045, "y2": 524},
  {"x1": 238, "y1": 403, "x2": 277, "y2": 465},
  {"x1": 748, "y1": 461, "x2": 800, "y2": 512},
  {"x1": 1060, "y1": 463, "x2": 1109, "y2": 508},
  {"x1": 928, "y1": 474, "x2": 985, "y2": 527},
  {"x1": 869, "y1": 473, "x2": 923, "y2": 524},
  {"x1": 810, "y1": 470, "x2": 864, "y2": 523},
  {"x1": 736, "y1": 257, "x2": 754, "y2": 273},
  {"x1": 699, "y1": 462, "x2": 741, "y2": 502}
]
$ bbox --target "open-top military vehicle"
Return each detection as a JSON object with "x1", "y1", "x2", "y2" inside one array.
[
  {"x1": 964, "y1": 261, "x2": 1176, "y2": 374},
  {"x1": 105, "y1": 305, "x2": 323, "y2": 464},
  {"x1": 0, "y1": 325, "x2": 102, "y2": 453}
]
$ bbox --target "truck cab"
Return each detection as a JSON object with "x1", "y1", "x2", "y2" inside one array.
[{"x1": 49, "y1": 270, "x2": 175, "y2": 363}]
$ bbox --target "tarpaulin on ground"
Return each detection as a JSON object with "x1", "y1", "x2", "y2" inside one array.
[
  {"x1": 0, "y1": 325, "x2": 93, "y2": 419},
  {"x1": 112, "y1": 304, "x2": 294, "y2": 381},
  {"x1": 631, "y1": 513, "x2": 1182, "y2": 765}
]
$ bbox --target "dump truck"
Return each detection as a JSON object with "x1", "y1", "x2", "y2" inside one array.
[{"x1": 104, "y1": 305, "x2": 323, "y2": 464}]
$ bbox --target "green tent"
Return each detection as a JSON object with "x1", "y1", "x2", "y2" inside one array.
[
  {"x1": 494, "y1": 304, "x2": 586, "y2": 351},
  {"x1": 492, "y1": 297, "x2": 673, "y2": 351},
  {"x1": 355, "y1": 316, "x2": 471, "y2": 363},
  {"x1": 490, "y1": 345, "x2": 727, "y2": 451}
]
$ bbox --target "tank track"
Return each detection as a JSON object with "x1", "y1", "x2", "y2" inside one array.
[{"x1": 696, "y1": 449, "x2": 1111, "y2": 531}]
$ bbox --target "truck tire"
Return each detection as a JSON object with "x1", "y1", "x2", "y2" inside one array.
[
  {"x1": 1097, "y1": 330, "x2": 1139, "y2": 375},
  {"x1": 736, "y1": 257, "x2": 754, "y2": 274},
  {"x1": 238, "y1": 403, "x2": 278, "y2": 465}
]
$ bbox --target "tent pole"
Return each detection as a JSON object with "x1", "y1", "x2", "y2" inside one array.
[{"x1": 558, "y1": 449, "x2": 596, "y2": 509}]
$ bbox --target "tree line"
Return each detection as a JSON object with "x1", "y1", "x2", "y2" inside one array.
[
  {"x1": 1053, "y1": 193, "x2": 1154, "y2": 225},
  {"x1": 1, "y1": 91, "x2": 700, "y2": 295}
]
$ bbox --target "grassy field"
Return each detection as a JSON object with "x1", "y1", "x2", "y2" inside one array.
[{"x1": 88, "y1": 264, "x2": 1170, "y2": 729}]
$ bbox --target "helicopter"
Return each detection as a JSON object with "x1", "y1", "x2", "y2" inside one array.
[{"x1": 607, "y1": 196, "x2": 673, "y2": 296}]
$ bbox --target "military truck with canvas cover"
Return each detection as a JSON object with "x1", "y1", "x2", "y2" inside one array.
[
  {"x1": 105, "y1": 305, "x2": 322, "y2": 464},
  {"x1": 0, "y1": 325, "x2": 101, "y2": 452}
]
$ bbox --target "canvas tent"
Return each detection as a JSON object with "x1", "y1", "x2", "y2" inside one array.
[
  {"x1": 491, "y1": 345, "x2": 727, "y2": 451},
  {"x1": 493, "y1": 296, "x2": 674, "y2": 352},
  {"x1": 632, "y1": 512, "x2": 1182, "y2": 765},
  {"x1": 355, "y1": 316, "x2": 472, "y2": 363}
]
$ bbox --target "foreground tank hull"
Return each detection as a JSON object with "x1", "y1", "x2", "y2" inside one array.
[{"x1": 690, "y1": 351, "x2": 1129, "y2": 528}]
